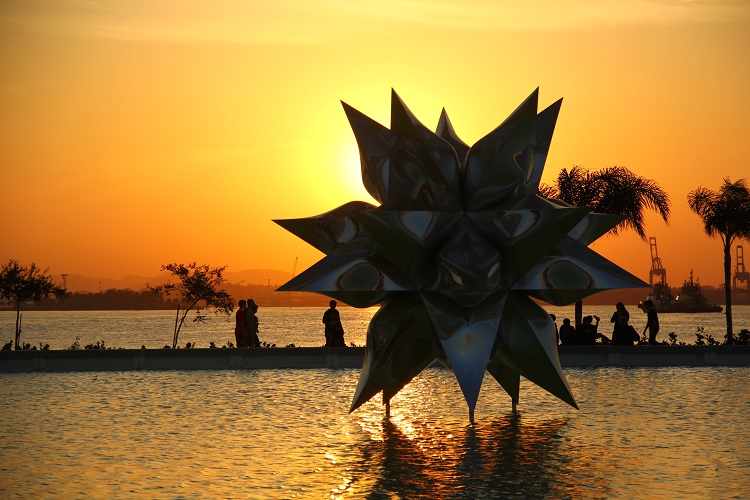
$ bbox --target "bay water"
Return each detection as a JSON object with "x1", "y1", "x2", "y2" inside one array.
[
  {"x1": 1, "y1": 367, "x2": 749, "y2": 498},
  {"x1": 2, "y1": 306, "x2": 750, "y2": 498},
  {"x1": 2, "y1": 305, "x2": 750, "y2": 350}
]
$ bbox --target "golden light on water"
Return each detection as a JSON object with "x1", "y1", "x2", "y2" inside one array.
[{"x1": 1, "y1": 367, "x2": 749, "y2": 497}]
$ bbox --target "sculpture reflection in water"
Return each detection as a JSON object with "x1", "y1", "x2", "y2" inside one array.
[
  {"x1": 350, "y1": 415, "x2": 596, "y2": 498},
  {"x1": 275, "y1": 89, "x2": 646, "y2": 420}
]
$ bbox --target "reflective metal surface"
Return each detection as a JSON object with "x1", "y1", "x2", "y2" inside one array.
[{"x1": 275, "y1": 89, "x2": 647, "y2": 419}]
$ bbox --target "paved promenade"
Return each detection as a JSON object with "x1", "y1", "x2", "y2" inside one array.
[{"x1": 1, "y1": 345, "x2": 749, "y2": 372}]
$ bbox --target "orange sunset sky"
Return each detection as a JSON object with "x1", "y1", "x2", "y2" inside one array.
[{"x1": 1, "y1": 0, "x2": 749, "y2": 289}]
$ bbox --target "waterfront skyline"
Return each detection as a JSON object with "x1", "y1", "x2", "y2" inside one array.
[{"x1": 2, "y1": 0, "x2": 750, "y2": 287}]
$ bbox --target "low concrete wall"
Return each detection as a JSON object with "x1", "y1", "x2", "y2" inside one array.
[
  {"x1": 1, "y1": 345, "x2": 749, "y2": 373},
  {"x1": 0, "y1": 347, "x2": 362, "y2": 372},
  {"x1": 557, "y1": 345, "x2": 750, "y2": 367}
]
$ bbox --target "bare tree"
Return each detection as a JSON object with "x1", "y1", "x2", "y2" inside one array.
[
  {"x1": 0, "y1": 260, "x2": 67, "y2": 349},
  {"x1": 149, "y1": 263, "x2": 235, "y2": 348}
]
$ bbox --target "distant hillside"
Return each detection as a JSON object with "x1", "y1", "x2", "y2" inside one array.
[
  {"x1": 223, "y1": 269, "x2": 293, "y2": 287},
  {"x1": 51, "y1": 270, "x2": 739, "y2": 306},
  {"x1": 64, "y1": 269, "x2": 293, "y2": 293}
]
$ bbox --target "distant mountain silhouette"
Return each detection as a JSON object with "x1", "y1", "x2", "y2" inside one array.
[
  {"x1": 63, "y1": 269, "x2": 293, "y2": 293},
  {"x1": 60, "y1": 270, "x2": 731, "y2": 307}
]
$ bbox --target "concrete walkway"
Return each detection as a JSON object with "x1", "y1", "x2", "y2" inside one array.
[{"x1": 1, "y1": 345, "x2": 749, "y2": 372}]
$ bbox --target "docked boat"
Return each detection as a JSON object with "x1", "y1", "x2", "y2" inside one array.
[{"x1": 639, "y1": 271, "x2": 723, "y2": 313}]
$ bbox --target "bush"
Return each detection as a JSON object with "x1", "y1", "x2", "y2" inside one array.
[
  {"x1": 695, "y1": 327, "x2": 721, "y2": 346},
  {"x1": 733, "y1": 329, "x2": 750, "y2": 345},
  {"x1": 668, "y1": 332, "x2": 686, "y2": 346}
]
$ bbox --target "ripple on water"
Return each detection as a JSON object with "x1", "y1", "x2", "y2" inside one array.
[{"x1": 1, "y1": 367, "x2": 749, "y2": 498}]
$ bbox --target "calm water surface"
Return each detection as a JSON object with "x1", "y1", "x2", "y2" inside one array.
[
  {"x1": 3, "y1": 305, "x2": 750, "y2": 350},
  {"x1": 1, "y1": 367, "x2": 749, "y2": 498}
]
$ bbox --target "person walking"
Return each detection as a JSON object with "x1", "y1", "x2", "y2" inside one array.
[{"x1": 641, "y1": 299, "x2": 660, "y2": 345}]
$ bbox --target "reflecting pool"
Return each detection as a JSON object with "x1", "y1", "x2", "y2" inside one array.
[{"x1": 1, "y1": 367, "x2": 749, "y2": 498}]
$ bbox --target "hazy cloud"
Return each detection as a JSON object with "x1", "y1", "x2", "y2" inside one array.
[
  {"x1": 336, "y1": 0, "x2": 750, "y2": 31},
  {"x1": 1, "y1": 0, "x2": 747, "y2": 44}
]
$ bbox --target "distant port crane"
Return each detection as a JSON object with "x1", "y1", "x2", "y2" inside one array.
[
  {"x1": 649, "y1": 237, "x2": 667, "y2": 286},
  {"x1": 733, "y1": 245, "x2": 750, "y2": 302},
  {"x1": 643, "y1": 236, "x2": 722, "y2": 313}
]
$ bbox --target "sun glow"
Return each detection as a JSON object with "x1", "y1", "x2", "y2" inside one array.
[
  {"x1": 1, "y1": 0, "x2": 748, "y2": 285},
  {"x1": 339, "y1": 140, "x2": 376, "y2": 204}
]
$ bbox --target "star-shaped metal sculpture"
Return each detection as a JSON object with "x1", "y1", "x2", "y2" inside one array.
[{"x1": 275, "y1": 89, "x2": 646, "y2": 420}]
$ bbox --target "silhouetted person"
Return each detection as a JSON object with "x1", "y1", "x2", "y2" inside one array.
[
  {"x1": 245, "y1": 298, "x2": 260, "y2": 347},
  {"x1": 642, "y1": 299, "x2": 660, "y2": 345},
  {"x1": 323, "y1": 300, "x2": 345, "y2": 347},
  {"x1": 559, "y1": 318, "x2": 577, "y2": 345},
  {"x1": 550, "y1": 313, "x2": 559, "y2": 344},
  {"x1": 579, "y1": 315, "x2": 610, "y2": 344},
  {"x1": 610, "y1": 302, "x2": 631, "y2": 344},
  {"x1": 235, "y1": 300, "x2": 247, "y2": 347}
]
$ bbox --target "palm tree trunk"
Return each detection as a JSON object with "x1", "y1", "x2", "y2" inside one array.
[
  {"x1": 724, "y1": 242, "x2": 733, "y2": 342},
  {"x1": 14, "y1": 300, "x2": 21, "y2": 350},
  {"x1": 575, "y1": 300, "x2": 583, "y2": 330}
]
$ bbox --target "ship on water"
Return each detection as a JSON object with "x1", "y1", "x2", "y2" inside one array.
[
  {"x1": 640, "y1": 271, "x2": 723, "y2": 313},
  {"x1": 639, "y1": 237, "x2": 723, "y2": 313}
]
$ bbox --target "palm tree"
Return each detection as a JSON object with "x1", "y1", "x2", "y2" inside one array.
[
  {"x1": 541, "y1": 166, "x2": 671, "y2": 327},
  {"x1": 687, "y1": 178, "x2": 750, "y2": 341}
]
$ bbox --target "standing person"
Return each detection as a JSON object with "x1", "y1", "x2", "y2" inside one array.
[
  {"x1": 550, "y1": 314, "x2": 559, "y2": 345},
  {"x1": 641, "y1": 299, "x2": 660, "y2": 345},
  {"x1": 245, "y1": 299, "x2": 260, "y2": 347},
  {"x1": 610, "y1": 302, "x2": 631, "y2": 344},
  {"x1": 322, "y1": 300, "x2": 345, "y2": 347},
  {"x1": 234, "y1": 300, "x2": 247, "y2": 347}
]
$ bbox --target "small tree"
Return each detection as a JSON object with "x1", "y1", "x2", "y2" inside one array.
[
  {"x1": 149, "y1": 262, "x2": 235, "y2": 348},
  {"x1": 0, "y1": 260, "x2": 67, "y2": 350}
]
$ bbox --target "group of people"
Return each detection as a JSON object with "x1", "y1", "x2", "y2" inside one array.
[
  {"x1": 234, "y1": 299, "x2": 261, "y2": 347},
  {"x1": 233, "y1": 299, "x2": 347, "y2": 348},
  {"x1": 234, "y1": 298, "x2": 661, "y2": 348},
  {"x1": 557, "y1": 300, "x2": 660, "y2": 345},
  {"x1": 558, "y1": 314, "x2": 609, "y2": 345}
]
